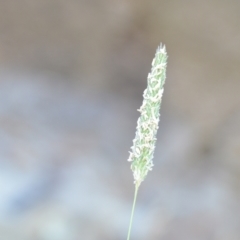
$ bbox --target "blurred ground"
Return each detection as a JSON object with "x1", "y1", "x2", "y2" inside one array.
[{"x1": 0, "y1": 0, "x2": 240, "y2": 239}]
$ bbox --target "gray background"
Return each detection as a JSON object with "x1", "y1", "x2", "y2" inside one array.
[{"x1": 0, "y1": 0, "x2": 240, "y2": 239}]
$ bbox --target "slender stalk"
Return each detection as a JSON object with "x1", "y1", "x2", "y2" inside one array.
[{"x1": 127, "y1": 184, "x2": 139, "y2": 240}]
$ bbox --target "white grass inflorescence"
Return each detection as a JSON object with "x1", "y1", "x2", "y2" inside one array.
[{"x1": 128, "y1": 44, "x2": 168, "y2": 187}]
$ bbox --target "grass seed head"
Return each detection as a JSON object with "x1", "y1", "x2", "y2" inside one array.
[{"x1": 128, "y1": 44, "x2": 168, "y2": 186}]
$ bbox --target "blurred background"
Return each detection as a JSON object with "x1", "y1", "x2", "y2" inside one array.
[{"x1": 0, "y1": 0, "x2": 240, "y2": 239}]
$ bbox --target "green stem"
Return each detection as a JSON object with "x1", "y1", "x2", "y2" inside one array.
[{"x1": 127, "y1": 184, "x2": 139, "y2": 240}]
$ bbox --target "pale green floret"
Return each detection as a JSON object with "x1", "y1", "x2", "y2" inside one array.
[{"x1": 128, "y1": 44, "x2": 168, "y2": 186}]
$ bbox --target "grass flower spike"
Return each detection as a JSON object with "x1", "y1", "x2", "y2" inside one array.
[
  {"x1": 128, "y1": 44, "x2": 168, "y2": 187},
  {"x1": 126, "y1": 44, "x2": 167, "y2": 240}
]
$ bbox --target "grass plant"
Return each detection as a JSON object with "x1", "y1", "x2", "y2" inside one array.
[{"x1": 127, "y1": 44, "x2": 168, "y2": 240}]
